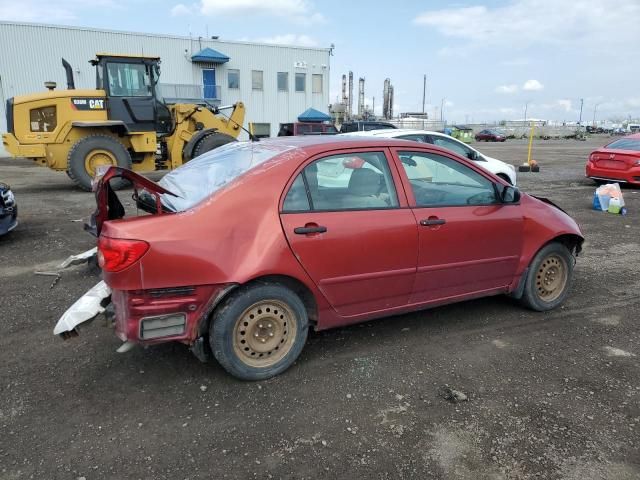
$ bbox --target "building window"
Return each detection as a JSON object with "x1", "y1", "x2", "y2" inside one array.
[
  {"x1": 277, "y1": 72, "x2": 289, "y2": 92},
  {"x1": 251, "y1": 122, "x2": 271, "y2": 139},
  {"x1": 312, "y1": 74, "x2": 323, "y2": 94},
  {"x1": 228, "y1": 69, "x2": 240, "y2": 89},
  {"x1": 295, "y1": 73, "x2": 306, "y2": 92},
  {"x1": 252, "y1": 70, "x2": 263, "y2": 90}
]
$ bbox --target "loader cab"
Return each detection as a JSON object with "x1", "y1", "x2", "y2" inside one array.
[{"x1": 92, "y1": 54, "x2": 172, "y2": 135}]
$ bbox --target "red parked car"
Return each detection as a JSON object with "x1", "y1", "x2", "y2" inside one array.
[
  {"x1": 586, "y1": 133, "x2": 640, "y2": 185},
  {"x1": 475, "y1": 129, "x2": 507, "y2": 142},
  {"x1": 60, "y1": 137, "x2": 584, "y2": 380}
]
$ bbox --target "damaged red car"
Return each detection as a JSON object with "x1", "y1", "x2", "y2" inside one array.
[{"x1": 58, "y1": 136, "x2": 584, "y2": 380}]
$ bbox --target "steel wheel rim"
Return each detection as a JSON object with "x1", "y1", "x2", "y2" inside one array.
[
  {"x1": 536, "y1": 254, "x2": 568, "y2": 302},
  {"x1": 85, "y1": 149, "x2": 117, "y2": 177},
  {"x1": 233, "y1": 300, "x2": 298, "y2": 368}
]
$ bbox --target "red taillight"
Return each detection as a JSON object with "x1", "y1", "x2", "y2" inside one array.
[{"x1": 98, "y1": 236, "x2": 150, "y2": 272}]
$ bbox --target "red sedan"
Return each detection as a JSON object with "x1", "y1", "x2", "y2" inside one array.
[
  {"x1": 586, "y1": 133, "x2": 640, "y2": 185},
  {"x1": 63, "y1": 137, "x2": 584, "y2": 380},
  {"x1": 475, "y1": 129, "x2": 507, "y2": 142}
]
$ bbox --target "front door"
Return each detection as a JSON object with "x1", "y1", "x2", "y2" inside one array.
[
  {"x1": 202, "y1": 69, "x2": 216, "y2": 99},
  {"x1": 392, "y1": 148, "x2": 523, "y2": 304},
  {"x1": 280, "y1": 149, "x2": 418, "y2": 321}
]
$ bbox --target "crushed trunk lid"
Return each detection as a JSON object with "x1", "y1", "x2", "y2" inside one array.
[{"x1": 85, "y1": 166, "x2": 179, "y2": 237}]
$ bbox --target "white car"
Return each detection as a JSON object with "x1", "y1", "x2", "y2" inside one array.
[{"x1": 342, "y1": 128, "x2": 517, "y2": 185}]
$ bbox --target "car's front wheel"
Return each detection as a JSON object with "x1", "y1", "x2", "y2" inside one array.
[
  {"x1": 210, "y1": 283, "x2": 309, "y2": 380},
  {"x1": 520, "y1": 242, "x2": 574, "y2": 311}
]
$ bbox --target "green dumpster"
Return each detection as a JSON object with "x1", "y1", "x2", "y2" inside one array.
[{"x1": 450, "y1": 125, "x2": 474, "y2": 143}]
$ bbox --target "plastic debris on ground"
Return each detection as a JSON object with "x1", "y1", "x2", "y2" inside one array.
[
  {"x1": 53, "y1": 280, "x2": 112, "y2": 338},
  {"x1": 592, "y1": 183, "x2": 627, "y2": 215},
  {"x1": 58, "y1": 246, "x2": 97, "y2": 269}
]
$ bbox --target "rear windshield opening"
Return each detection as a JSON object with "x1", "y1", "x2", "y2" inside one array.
[{"x1": 141, "y1": 141, "x2": 297, "y2": 212}]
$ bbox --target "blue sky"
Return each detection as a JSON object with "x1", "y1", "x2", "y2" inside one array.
[{"x1": 2, "y1": 0, "x2": 639, "y2": 122}]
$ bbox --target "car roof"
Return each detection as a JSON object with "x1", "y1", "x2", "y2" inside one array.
[
  {"x1": 342, "y1": 128, "x2": 448, "y2": 137},
  {"x1": 257, "y1": 134, "x2": 418, "y2": 150}
]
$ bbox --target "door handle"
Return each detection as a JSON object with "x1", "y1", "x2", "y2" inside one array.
[
  {"x1": 420, "y1": 218, "x2": 446, "y2": 226},
  {"x1": 294, "y1": 225, "x2": 327, "y2": 235}
]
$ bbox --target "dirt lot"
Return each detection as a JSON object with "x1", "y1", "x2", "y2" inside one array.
[{"x1": 1, "y1": 136, "x2": 639, "y2": 479}]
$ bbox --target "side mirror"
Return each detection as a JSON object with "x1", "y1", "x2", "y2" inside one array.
[
  {"x1": 501, "y1": 185, "x2": 520, "y2": 203},
  {"x1": 467, "y1": 150, "x2": 478, "y2": 160}
]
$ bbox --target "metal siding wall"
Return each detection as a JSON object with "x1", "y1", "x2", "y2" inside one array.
[{"x1": 0, "y1": 22, "x2": 330, "y2": 143}]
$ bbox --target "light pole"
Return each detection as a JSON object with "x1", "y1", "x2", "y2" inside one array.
[
  {"x1": 524, "y1": 102, "x2": 529, "y2": 123},
  {"x1": 440, "y1": 98, "x2": 445, "y2": 123},
  {"x1": 592, "y1": 103, "x2": 600, "y2": 127},
  {"x1": 578, "y1": 98, "x2": 584, "y2": 126}
]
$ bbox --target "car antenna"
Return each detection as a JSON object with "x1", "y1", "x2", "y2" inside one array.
[{"x1": 203, "y1": 100, "x2": 259, "y2": 141}]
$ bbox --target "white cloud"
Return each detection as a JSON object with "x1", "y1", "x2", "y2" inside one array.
[
  {"x1": 557, "y1": 99, "x2": 572, "y2": 112},
  {"x1": 197, "y1": 0, "x2": 324, "y2": 24},
  {"x1": 171, "y1": 3, "x2": 192, "y2": 15},
  {"x1": 522, "y1": 79, "x2": 544, "y2": 91},
  {"x1": 255, "y1": 34, "x2": 318, "y2": 47},
  {"x1": 413, "y1": 0, "x2": 640, "y2": 50},
  {"x1": 495, "y1": 84, "x2": 519, "y2": 94}
]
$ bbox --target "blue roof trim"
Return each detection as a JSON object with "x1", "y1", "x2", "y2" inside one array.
[
  {"x1": 191, "y1": 47, "x2": 230, "y2": 64},
  {"x1": 297, "y1": 107, "x2": 331, "y2": 122}
]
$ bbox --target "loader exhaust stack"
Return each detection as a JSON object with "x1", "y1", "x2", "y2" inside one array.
[{"x1": 61, "y1": 58, "x2": 75, "y2": 90}]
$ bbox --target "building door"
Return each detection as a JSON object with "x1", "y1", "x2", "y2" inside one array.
[{"x1": 202, "y1": 69, "x2": 216, "y2": 99}]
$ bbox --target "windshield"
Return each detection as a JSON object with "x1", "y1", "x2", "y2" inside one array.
[
  {"x1": 606, "y1": 138, "x2": 640, "y2": 151},
  {"x1": 158, "y1": 141, "x2": 295, "y2": 212}
]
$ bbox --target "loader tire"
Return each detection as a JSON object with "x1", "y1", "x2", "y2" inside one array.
[
  {"x1": 67, "y1": 135, "x2": 132, "y2": 191},
  {"x1": 192, "y1": 132, "x2": 237, "y2": 159}
]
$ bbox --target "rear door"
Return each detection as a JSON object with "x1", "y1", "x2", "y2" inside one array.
[
  {"x1": 391, "y1": 148, "x2": 523, "y2": 304},
  {"x1": 280, "y1": 148, "x2": 418, "y2": 319}
]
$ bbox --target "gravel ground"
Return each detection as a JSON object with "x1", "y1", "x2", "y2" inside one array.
[{"x1": 1, "y1": 136, "x2": 639, "y2": 479}]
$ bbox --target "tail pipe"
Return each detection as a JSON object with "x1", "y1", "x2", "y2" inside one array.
[{"x1": 61, "y1": 58, "x2": 75, "y2": 89}]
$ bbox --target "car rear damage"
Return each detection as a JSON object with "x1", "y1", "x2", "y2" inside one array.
[{"x1": 54, "y1": 166, "x2": 235, "y2": 356}]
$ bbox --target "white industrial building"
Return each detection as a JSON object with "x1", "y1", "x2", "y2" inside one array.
[{"x1": 0, "y1": 21, "x2": 331, "y2": 147}]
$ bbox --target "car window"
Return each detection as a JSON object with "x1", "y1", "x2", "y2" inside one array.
[
  {"x1": 431, "y1": 136, "x2": 472, "y2": 158},
  {"x1": 398, "y1": 151, "x2": 498, "y2": 207},
  {"x1": 282, "y1": 174, "x2": 310, "y2": 212},
  {"x1": 398, "y1": 134, "x2": 427, "y2": 143},
  {"x1": 297, "y1": 124, "x2": 312, "y2": 135},
  {"x1": 606, "y1": 138, "x2": 640, "y2": 151},
  {"x1": 283, "y1": 152, "x2": 399, "y2": 211}
]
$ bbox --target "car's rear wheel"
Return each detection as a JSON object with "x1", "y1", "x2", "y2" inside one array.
[
  {"x1": 210, "y1": 283, "x2": 308, "y2": 380},
  {"x1": 520, "y1": 242, "x2": 574, "y2": 311}
]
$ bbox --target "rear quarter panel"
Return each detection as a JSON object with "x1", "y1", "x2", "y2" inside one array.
[{"x1": 101, "y1": 149, "x2": 337, "y2": 323}]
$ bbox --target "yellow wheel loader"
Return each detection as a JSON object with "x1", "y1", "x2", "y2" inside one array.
[{"x1": 2, "y1": 54, "x2": 245, "y2": 190}]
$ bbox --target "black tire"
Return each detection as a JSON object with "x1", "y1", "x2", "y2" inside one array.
[
  {"x1": 210, "y1": 283, "x2": 309, "y2": 381},
  {"x1": 520, "y1": 242, "x2": 574, "y2": 312},
  {"x1": 192, "y1": 132, "x2": 237, "y2": 159},
  {"x1": 497, "y1": 173, "x2": 513, "y2": 185},
  {"x1": 67, "y1": 135, "x2": 132, "y2": 191}
]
